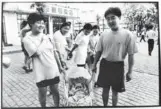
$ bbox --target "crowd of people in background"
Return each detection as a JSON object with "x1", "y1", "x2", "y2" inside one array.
[
  {"x1": 3, "y1": 6, "x2": 159, "y2": 107},
  {"x1": 135, "y1": 23, "x2": 158, "y2": 56}
]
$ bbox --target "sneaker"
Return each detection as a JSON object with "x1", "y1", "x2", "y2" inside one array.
[
  {"x1": 27, "y1": 69, "x2": 33, "y2": 72},
  {"x1": 22, "y1": 66, "x2": 27, "y2": 70},
  {"x1": 22, "y1": 66, "x2": 32, "y2": 73},
  {"x1": 149, "y1": 52, "x2": 152, "y2": 56}
]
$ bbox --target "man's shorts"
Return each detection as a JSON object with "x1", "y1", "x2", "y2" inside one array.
[{"x1": 97, "y1": 58, "x2": 125, "y2": 92}]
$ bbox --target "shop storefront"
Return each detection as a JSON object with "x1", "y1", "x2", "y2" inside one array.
[{"x1": 2, "y1": 3, "x2": 79, "y2": 46}]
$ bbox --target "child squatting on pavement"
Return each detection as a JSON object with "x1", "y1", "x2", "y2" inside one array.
[{"x1": 92, "y1": 7, "x2": 138, "y2": 106}]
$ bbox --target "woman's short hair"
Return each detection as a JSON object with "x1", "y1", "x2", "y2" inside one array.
[
  {"x1": 27, "y1": 13, "x2": 46, "y2": 26},
  {"x1": 104, "y1": 7, "x2": 122, "y2": 18},
  {"x1": 83, "y1": 23, "x2": 92, "y2": 30},
  {"x1": 60, "y1": 22, "x2": 71, "y2": 29}
]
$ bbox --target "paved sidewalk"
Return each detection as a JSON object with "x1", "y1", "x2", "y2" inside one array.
[{"x1": 2, "y1": 52, "x2": 159, "y2": 107}]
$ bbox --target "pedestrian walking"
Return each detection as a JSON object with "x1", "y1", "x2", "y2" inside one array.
[
  {"x1": 19, "y1": 21, "x2": 32, "y2": 73},
  {"x1": 68, "y1": 23, "x2": 93, "y2": 67},
  {"x1": 86, "y1": 25, "x2": 100, "y2": 87},
  {"x1": 22, "y1": 13, "x2": 65, "y2": 107},
  {"x1": 53, "y1": 22, "x2": 71, "y2": 69},
  {"x1": 140, "y1": 30, "x2": 146, "y2": 42},
  {"x1": 92, "y1": 7, "x2": 138, "y2": 106},
  {"x1": 145, "y1": 23, "x2": 157, "y2": 56}
]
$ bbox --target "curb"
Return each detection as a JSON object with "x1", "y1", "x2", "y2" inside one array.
[{"x1": 3, "y1": 50, "x2": 22, "y2": 55}]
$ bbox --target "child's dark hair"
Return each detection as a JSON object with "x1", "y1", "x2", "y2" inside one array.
[
  {"x1": 60, "y1": 22, "x2": 71, "y2": 29},
  {"x1": 92, "y1": 25, "x2": 100, "y2": 30},
  {"x1": 104, "y1": 7, "x2": 122, "y2": 18},
  {"x1": 27, "y1": 13, "x2": 46, "y2": 27},
  {"x1": 83, "y1": 23, "x2": 92, "y2": 30}
]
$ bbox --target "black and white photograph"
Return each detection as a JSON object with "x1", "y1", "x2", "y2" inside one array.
[{"x1": 1, "y1": 0, "x2": 161, "y2": 108}]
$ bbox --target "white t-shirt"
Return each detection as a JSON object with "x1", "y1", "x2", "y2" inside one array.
[
  {"x1": 23, "y1": 33, "x2": 60, "y2": 83},
  {"x1": 53, "y1": 30, "x2": 68, "y2": 56},
  {"x1": 74, "y1": 31, "x2": 90, "y2": 64},
  {"x1": 146, "y1": 30, "x2": 157, "y2": 40},
  {"x1": 96, "y1": 28, "x2": 138, "y2": 61},
  {"x1": 88, "y1": 34, "x2": 100, "y2": 54}
]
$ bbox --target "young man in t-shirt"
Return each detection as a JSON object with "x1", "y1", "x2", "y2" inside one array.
[
  {"x1": 145, "y1": 23, "x2": 157, "y2": 56},
  {"x1": 92, "y1": 7, "x2": 138, "y2": 106}
]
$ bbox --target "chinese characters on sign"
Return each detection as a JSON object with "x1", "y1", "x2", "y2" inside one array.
[{"x1": 45, "y1": 6, "x2": 74, "y2": 17}]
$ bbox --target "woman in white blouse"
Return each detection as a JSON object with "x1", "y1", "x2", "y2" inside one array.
[
  {"x1": 68, "y1": 23, "x2": 93, "y2": 67},
  {"x1": 22, "y1": 13, "x2": 64, "y2": 107},
  {"x1": 53, "y1": 22, "x2": 71, "y2": 69}
]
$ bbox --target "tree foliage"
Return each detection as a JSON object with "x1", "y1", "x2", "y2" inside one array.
[{"x1": 123, "y1": 3, "x2": 158, "y2": 31}]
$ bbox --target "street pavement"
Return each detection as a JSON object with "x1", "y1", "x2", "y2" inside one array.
[{"x1": 2, "y1": 41, "x2": 160, "y2": 108}]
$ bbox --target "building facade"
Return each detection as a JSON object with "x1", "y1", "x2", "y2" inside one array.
[{"x1": 2, "y1": 3, "x2": 79, "y2": 46}]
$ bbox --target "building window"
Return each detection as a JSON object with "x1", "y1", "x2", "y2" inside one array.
[
  {"x1": 45, "y1": 7, "x2": 49, "y2": 13},
  {"x1": 64, "y1": 9, "x2": 68, "y2": 15},
  {"x1": 58, "y1": 8, "x2": 62, "y2": 14},
  {"x1": 52, "y1": 16, "x2": 66, "y2": 33},
  {"x1": 52, "y1": 7, "x2": 56, "y2": 13},
  {"x1": 69, "y1": 10, "x2": 73, "y2": 16}
]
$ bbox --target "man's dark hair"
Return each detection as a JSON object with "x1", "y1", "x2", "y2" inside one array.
[
  {"x1": 27, "y1": 13, "x2": 46, "y2": 26},
  {"x1": 92, "y1": 25, "x2": 100, "y2": 30},
  {"x1": 83, "y1": 23, "x2": 92, "y2": 30},
  {"x1": 104, "y1": 7, "x2": 122, "y2": 18},
  {"x1": 145, "y1": 23, "x2": 154, "y2": 30},
  {"x1": 60, "y1": 22, "x2": 71, "y2": 29}
]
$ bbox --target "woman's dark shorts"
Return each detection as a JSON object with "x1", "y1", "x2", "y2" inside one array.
[
  {"x1": 36, "y1": 76, "x2": 60, "y2": 88},
  {"x1": 97, "y1": 58, "x2": 125, "y2": 92}
]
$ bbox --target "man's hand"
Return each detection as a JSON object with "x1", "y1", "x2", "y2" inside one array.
[
  {"x1": 68, "y1": 52, "x2": 73, "y2": 59},
  {"x1": 60, "y1": 68, "x2": 68, "y2": 83},
  {"x1": 59, "y1": 67, "x2": 65, "y2": 73},
  {"x1": 92, "y1": 64, "x2": 97, "y2": 73},
  {"x1": 62, "y1": 62, "x2": 68, "y2": 70},
  {"x1": 126, "y1": 71, "x2": 132, "y2": 82}
]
